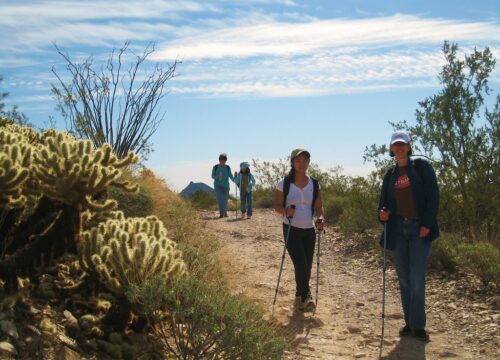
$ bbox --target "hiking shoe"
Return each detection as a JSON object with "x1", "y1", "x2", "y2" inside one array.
[
  {"x1": 413, "y1": 329, "x2": 430, "y2": 342},
  {"x1": 219, "y1": 214, "x2": 224, "y2": 218},
  {"x1": 224, "y1": 212, "x2": 228, "y2": 217},
  {"x1": 247, "y1": 216, "x2": 251, "y2": 220},
  {"x1": 399, "y1": 325, "x2": 411, "y2": 337},
  {"x1": 298, "y1": 295, "x2": 316, "y2": 312},
  {"x1": 241, "y1": 213, "x2": 246, "y2": 219}
]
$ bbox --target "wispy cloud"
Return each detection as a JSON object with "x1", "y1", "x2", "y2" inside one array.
[
  {"x1": 1, "y1": 1, "x2": 498, "y2": 99},
  {"x1": 154, "y1": 14, "x2": 500, "y2": 60}
]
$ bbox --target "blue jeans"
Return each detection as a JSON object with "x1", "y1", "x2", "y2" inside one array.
[
  {"x1": 393, "y1": 218, "x2": 431, "y2": 330},
  {"x1": 215, "y1": 185, "x2": 229, "y2": 216},
  {"x1": 240, "y1": 191, "x2": 253, "y2": 216}
]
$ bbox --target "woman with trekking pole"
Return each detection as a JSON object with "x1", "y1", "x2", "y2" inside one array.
[
  {"x1": 211, "y1": 153, "x2": 235, "y2": 218},
  {"x1": 234, "y1": 162, "x2": 256, "y2": 219},
  {"x1": 274, "y1": 148, "x2": 324, "y2": 312},
  {"x1": 378, "y1": 131, "x2": 440, "y2": 342}
]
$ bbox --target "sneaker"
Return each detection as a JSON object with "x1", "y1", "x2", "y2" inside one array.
[
  {"x1": 219, "y1": 214, "x2": 224, "y2": 218},
  {"x1": 399, "y1": 325, "x2": 411, "y2": 337},
  {"x1": 241, "y1": 213, "x2": 246, "y2": 219},
  {"x1": 413, "y1": 329, "x2": 430, "y2": 342},
  {"x1": 298, "y1": 295, "x2": 316, "y2": 312},
  {"x1": 224, "y1": 212, "x2": 228, "y2": 217},
  {"x1": 247, "y1": 216, "x2": 251, "y2": 220}
]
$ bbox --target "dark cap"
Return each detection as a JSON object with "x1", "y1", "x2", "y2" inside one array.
[{"x1": 290, "y1": 148, "x2": 310, "y2": 159}]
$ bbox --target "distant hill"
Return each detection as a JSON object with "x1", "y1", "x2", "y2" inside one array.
[{"x1": 179, "y1": 181, "x2": 216, "y2": 198}]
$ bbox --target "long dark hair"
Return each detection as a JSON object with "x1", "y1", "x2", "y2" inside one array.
[{"x1": 286, "y1": 167, "x2": 295, "y2": 183}]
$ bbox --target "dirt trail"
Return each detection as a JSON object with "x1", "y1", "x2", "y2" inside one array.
[{"x1": 201, "y1": 209, "x2": 499, "y2": 360}]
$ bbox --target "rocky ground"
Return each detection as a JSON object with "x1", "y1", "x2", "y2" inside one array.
[{"x1": 202, "y1": 208, "x2": 500, "y2": 360}]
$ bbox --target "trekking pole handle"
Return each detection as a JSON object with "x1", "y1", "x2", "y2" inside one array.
[{"x1": 285, "y1": 205, "x2": 296, "y2": 220}]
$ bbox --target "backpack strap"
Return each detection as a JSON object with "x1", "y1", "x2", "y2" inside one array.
[
  {"x1": 311, "y1": 178, "x2": 319, "y2": 216},
  {"x1": 282, "y1": 176, "x2": 291, "y2": 208}
]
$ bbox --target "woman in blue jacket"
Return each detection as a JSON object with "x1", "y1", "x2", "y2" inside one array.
[
  {"x1": 378, "y1": 131, "x2": 439, "y2": 342},
  {"x1": 234, "y1": 162, "x2": 256, "y2": 219}
]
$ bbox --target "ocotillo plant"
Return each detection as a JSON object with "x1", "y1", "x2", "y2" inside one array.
[{"x1": 79, "y1": 215, "x2": 187, "y2": 296}]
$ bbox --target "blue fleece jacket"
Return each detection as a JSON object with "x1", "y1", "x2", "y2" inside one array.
[
  {"x1": 211, "y1": 164, "x2": 235, "y2": 188},
  {"x1": 378, "y1": 158, "x2": 440, "y2": 250}
]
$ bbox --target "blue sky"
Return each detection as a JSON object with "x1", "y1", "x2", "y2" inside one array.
[{"x1": 1, "y1": 0, "x2": 499, "y2": 191}]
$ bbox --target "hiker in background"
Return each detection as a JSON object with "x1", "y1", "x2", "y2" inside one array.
[
  {"x1": 274, "y1": 148, "x2": 324, "y2": 312},
  {"x1": 378, "y1": 131, "x2": 440, "y2": 342},
  {"x1": 211, "y1": 153, "x2": 235, "y2": 218},
  {"x1": 234, "y1": 162, "x2": 256, "y2": 219}
]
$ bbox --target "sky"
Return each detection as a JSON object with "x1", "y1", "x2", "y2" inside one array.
[{"x1": 1, "y1": 0, "x2": 499, "y2": 192}]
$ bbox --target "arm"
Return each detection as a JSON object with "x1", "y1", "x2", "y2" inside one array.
[
  {"x1": 421, "y1": 162, "x2": 440, "y2": 229},
  {"x1": 228, "y1": 166, "x2": 235, "y2": 182},
  {"x1": 378, "y1": 170, "x2": 391, "y2": 222},
  {"x1": 211, "y1": 165, "x2": 216, "y2": 180},
  {"x1": 274, "y1": 189, "x2": 295, "y2": 217},
  {"x1": 314, "y1": 191, "x2": 325, "y2": 230}
]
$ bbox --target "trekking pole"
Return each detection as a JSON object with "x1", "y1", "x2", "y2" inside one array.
[
  {"x1": 379, "y1": 219, "x2": 388, "y2": 358},
  {"x1": 313, "y1": 219, "x2": 324, "y2": 316},
  {"x1": 235, "y1": 175, "x2": 239, "y2": 219},
  {"x1": 272, "y1": 205, "x2": 295, "y2": 316}
]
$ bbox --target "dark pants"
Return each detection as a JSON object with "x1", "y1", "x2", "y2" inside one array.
[{"x1": 283, "y1": 224, "x2": 316, "y2": 301}]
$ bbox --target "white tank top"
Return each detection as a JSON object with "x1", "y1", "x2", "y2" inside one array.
[{"x1": 276, "y1": 177, "x2": 315, "y2": 229}]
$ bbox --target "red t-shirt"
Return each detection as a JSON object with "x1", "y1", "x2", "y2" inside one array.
[{"x1": 394, "y1": 166, "x2": 417, "y2": 219}]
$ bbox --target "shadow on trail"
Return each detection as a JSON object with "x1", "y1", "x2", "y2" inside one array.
[
  {"x1": 381, "y1": 337, "x2": 426, "y2": 360},
  {"x1": 272, "y1": 310, "x2": 325, "y2": 347}
]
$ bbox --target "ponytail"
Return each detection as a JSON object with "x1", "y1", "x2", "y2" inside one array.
[{"x1": 287, "y1": 167, "x2": 295, "y2": 184}]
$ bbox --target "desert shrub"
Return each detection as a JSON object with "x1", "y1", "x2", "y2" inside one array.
[
  {"x1": 109, "y1": 184, "x2": 153, "y2": 218},
  {"x1": 428, "y1": 233, "x2": 459, "y2": 272},
  {"x1": 334, "y1": 178, "x2": 379, "y2": 234},
  {"x1": 177, "y1": 242, "x2": 226, "y2": 287},
  {"x1": 456, "y1": 241, "x2": 500, "y2": 286},
  {"x1": 186, "y1": 189, "x2": 217, "y2": 210},
  {"x1": 127, "y1": 276, "x2": 287, "y2": 360},
  {"x1": 252, "y1": 187, "x2": 274, "y2": 208}
]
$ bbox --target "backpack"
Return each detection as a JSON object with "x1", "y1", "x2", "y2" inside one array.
[
  {"x1": 213, "y1": 164, "x2": 232, "y2": 176},
  {"x1": 283, "y1": 176, "x2": 320, "y2": 215}
]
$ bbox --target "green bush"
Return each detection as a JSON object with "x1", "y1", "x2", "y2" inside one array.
[
  {"x1": 456, "y1": 241, "x2": 500, "y2": 286},
  {"x1": 428, "y1": 233, "x2": 459, "y2": 272},
  {"x1": 187, "y1": 189, "x2": 217, "y2": 210},
  {"x1": 109, "y1": 184, "x2": 153, "y2": 218},
  {"x1": 336, "y1": 193, "x2": 378, "y2": 234},
  {"x1": 252, "y1": 187, "x2": 274, "y2": 208},
  {"x1": 177, "y1": 242, "x2": 226, "y2": 287},
  {"x1": 127, "y1": 276, "x2": 287, "y2": 360}
]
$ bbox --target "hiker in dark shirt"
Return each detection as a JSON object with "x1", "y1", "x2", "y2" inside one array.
[
  {"x1": 378, "y1": 131, "x2": 440, "y2": 342},
  {"x1": 274, "y1": 148, "x2": 324, "y2": 312}
]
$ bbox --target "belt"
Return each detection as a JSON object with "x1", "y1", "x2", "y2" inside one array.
[{"x1": 399, "y1": 216, "x2": 418, "y2": 222}]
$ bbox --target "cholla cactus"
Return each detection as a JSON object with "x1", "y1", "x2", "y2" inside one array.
[
  {"x1": 33, "y1": 130, "x2": 139, "y2": 211},
  {"x1": 79, "y1": 216, "x2": 186, "y2": 295},
  {"x1": 0, "y1": 125, "x2": 33, "y2": 210}
]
